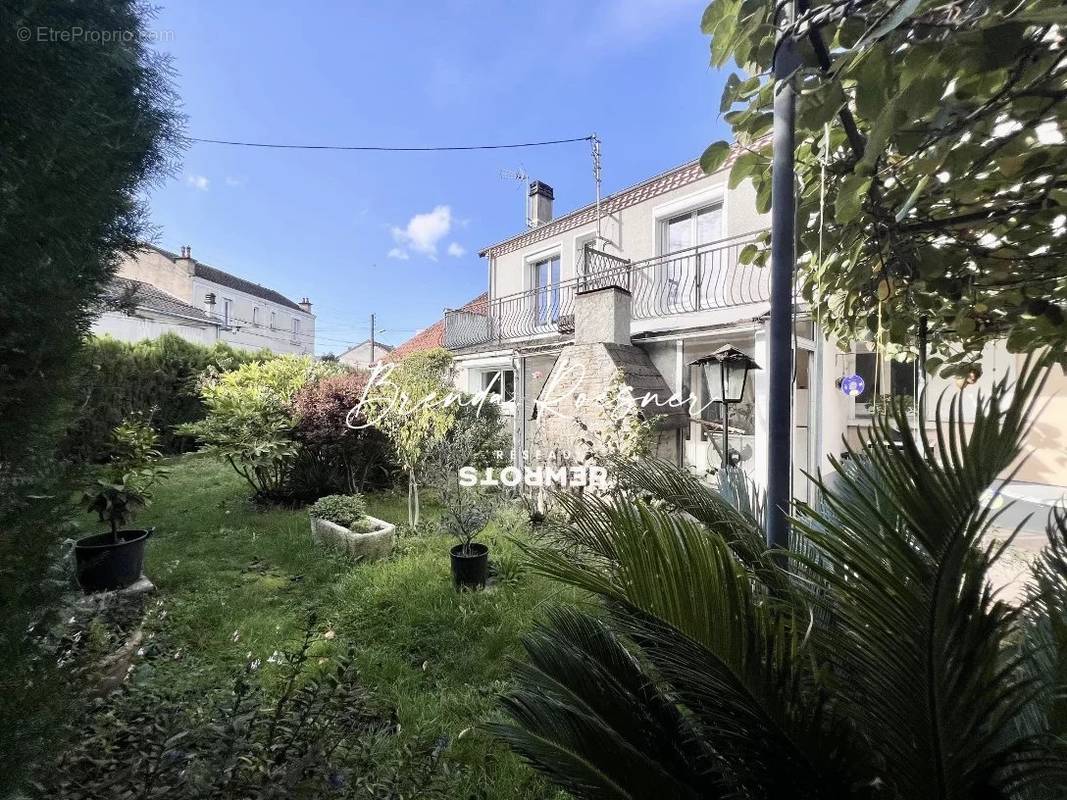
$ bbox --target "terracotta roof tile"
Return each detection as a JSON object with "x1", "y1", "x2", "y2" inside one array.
[{"x1": 388, "y1": 292, "x2": 488, "y2": 361}]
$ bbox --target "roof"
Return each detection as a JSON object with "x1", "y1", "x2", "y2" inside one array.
[
  {"x1": 340, "y1": 339, "x2": 395, "y2": 356},
  {"x1": 389, "y1": 292, "x2": 488, "y2": 361},
  {"x1": 479, "y1": 142, "x2": 751, "y2": 259},
  {"x1": 102, "y1": 277, "x2": 218, "y2": 324},
  {"x1": 143, "y1": 244, "x2": 307, "y2": 313}
]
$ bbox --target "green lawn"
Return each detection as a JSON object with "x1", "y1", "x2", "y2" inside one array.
[{"x1": 119, "y1": 453, "x2": 573, "y2": 798}]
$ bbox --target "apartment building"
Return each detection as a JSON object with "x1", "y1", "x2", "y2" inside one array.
[
  {"x1": 93, "y1": 244, "x2": 316, "y2": 355},
  {"x1": 443, "y1": 150, "x2": 1066, "y2": 505}
]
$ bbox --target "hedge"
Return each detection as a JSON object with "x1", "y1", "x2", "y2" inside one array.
[{"x1": 60, "y1": 333, "x2": 268, "y2": 463}]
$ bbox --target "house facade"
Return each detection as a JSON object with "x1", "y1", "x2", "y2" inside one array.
[
  {"x1": 338, "y1": 339, "x2": 394, "y2": 370},
  {"x1": 93, "y1": 244, "x2": 316, "y2": 355},
  {"x1": 442, "y1": 152, "x2": 1066, "y2": 504}
]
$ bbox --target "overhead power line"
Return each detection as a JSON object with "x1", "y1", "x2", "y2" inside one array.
[{"x1": 187, "y1": 135, "x2": 593, "y2": 152}]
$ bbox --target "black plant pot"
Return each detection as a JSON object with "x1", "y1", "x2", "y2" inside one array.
[
  {"x1": 450, "y1": 542, "x2": 489, "y2": 591},
  {"x1": 75, "y1": 528, "x2": 152, "y2": 593}
]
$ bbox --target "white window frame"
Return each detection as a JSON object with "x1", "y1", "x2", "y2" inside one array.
[
  {"x1": 252, "y1": 306, "x2": 259, "y2": 326},
  {"x1": 651, "y1": 187, "x2": 726, "y2": 312},
  {"x1": 523, "y1": 245, "x2": 562, "y2": 330},
  {"x1": 270, "y1": 310, "x2": 276, "y2": 330},
  {"x1": 480, "y1": 368, "x2": 516, "y2": 405},
  {"x1": 222, "y1": 298, "x2": 233, "y2": 328},
  {"x1": 849, "y1": 350, "x2": 918, "y2": 420}
]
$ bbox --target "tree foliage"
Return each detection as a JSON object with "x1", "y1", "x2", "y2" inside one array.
[
  {"x1": 701, "y1": 0, "x2": 1066, "y2": 374},
  {"x1": 0, "y1": 0, "x2": 184, "y2": 466},
  {"x1": 363, "y1": 348, "x2": 458, "y2": 527},
  {"x1": 496, "y1": 355, "x2": 1067, "y2": 799}
]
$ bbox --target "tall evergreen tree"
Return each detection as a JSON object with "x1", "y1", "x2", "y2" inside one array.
[{"x1": 0, "y1": 0, "x2": 183, "y2": 469}]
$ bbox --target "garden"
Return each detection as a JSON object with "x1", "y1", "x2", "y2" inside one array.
[
  {"x1": 7, "y1": 340, "x2": 588, "y2": 798},
  {"x1": 4, "y1": 0, "x2": 1066, "y2": 798}
]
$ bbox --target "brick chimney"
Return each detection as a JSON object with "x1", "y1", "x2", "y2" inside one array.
[
  {"x1": 176, "y1": 244, "x2": 195, "y2": 277},
  {"x1": 527, "y1": 181, "x2": 553, "y2": 228},
  {"x1": 298, "y1": 297, "x2": 313, "y2": 314}
]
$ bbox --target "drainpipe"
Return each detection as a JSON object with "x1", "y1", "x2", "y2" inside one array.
[
  {"x1": 812, "y1": 327, "x2": 825, "y2": 494},
  {"x1": 766, "y1": 0, "x2": 800, "y2": 551},
  {"x1": 517, "y1": 354, "x2": 526, "y2": 472}
]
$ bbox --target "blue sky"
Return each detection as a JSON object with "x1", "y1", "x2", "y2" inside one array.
[{"x1": 145, "y1": 0, "x2": 731, "y2": 353}]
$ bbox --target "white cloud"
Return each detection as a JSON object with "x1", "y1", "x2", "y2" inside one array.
[
  {"x1": 387, "y1": 247, "x2": 410, "y2": 260},
  {"x1": 447, "y1": 242, "x2": 466, "y2": 258},
  {"x1": 389, "y1": 205, "x2": 454, "y2": 260},
  {"x1": 224, "y1": 176, "x2": 245, "y2": 187},
  {"x1": 185, "y1": 174, "x2": 210, "y2": 191}
]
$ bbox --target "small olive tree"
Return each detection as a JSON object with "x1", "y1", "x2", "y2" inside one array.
[{"x1": 362, "y1": 348, "x2": 457, "y2": 528}]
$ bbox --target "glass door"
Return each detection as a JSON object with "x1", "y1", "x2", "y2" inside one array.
[
  {"x1": 663, "y1": 213, "x2": 691, "y2": 309},
  {"x1": 695, "y1": 205, "x2": 723, "y2": 308},
  {"x1": 534, "y1": 256, "x2": 560, "y2": 327},
  {"x1": 661, "y1": 204, "x2": 722, "y2": 312}
]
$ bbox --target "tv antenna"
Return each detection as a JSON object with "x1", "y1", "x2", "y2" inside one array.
[{"x1": 500, "y1": 166, "x2": 533, "y2": 228}]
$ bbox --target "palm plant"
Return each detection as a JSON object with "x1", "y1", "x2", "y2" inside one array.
[{"x1": 493, "y1": 355, "x2": 1067, "y2": 799}]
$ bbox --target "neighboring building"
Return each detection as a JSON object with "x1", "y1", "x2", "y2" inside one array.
[
  {"x1": 93, "y1": 276, "x2": 221, "y2": 346},
  {"x1": 441, "y1": 150, "x2": 1066, "y2": 505},
  {"x1": 338, "y1": 339, "x2": 394, "y2": 370},
  {"x1": 92, "y1": 244, "x2": 316, "y2": 354}
]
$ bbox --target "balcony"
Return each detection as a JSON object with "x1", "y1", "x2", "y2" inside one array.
[{"x1": 443, "y1": 233, "x2": 767, "y2": 351}]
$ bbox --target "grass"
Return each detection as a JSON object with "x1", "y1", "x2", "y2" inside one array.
[{"x1": 115, "y1": 453, "x2": 574, "y2": 798}]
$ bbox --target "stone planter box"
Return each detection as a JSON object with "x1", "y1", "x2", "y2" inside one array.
[{"x1": 309, "y1": 515, "x2": 395, "y2": 561}]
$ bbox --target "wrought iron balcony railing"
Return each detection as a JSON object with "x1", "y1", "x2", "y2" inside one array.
[{"x1": 443, "y1": 233, "x2": 767, "y2": 350}]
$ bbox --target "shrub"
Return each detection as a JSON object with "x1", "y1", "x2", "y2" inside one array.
[
  {"x1": 179, "y1": 355, "x2": 341, "y2": 503},
  {"x1": 289, "y1": 371, "x2": 395, "y2": 498},
  {"x1": 37, "y1": 618, "x2": 447, "y2": 798},
  {"x1": 309, "y1": 494, "x2": 369, "y2": 529},
  {"x1": 60, "y1": 334, "x2": 266, "y2": 464},
  {"x1": 0, "y1": 488, "x2": 82, "y2": 798}
]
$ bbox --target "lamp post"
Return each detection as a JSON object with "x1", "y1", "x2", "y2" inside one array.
[{"x1": 692, "y1": 345, "x2": 760, "y2": 471}]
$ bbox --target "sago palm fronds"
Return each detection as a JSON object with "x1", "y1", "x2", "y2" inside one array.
[{"x1": 497, "y1": 354, "x2": 1067, "y2": 800}]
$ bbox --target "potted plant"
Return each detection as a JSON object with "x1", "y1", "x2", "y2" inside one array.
[
  {"x1": 443, "y1": 494, "x2": 492, "y2": 591},
  {"x1": 75, "y1": 417, "x2": 166, "y2": 593},
  {"x1": 308, "y1": 493, "x2": 396, "y2": 561},
  {"x1": 418, "y1": 396, "x2": 509, "y2": 589}
]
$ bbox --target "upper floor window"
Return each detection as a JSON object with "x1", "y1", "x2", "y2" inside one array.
[
  {"x1": 532, "y1": 256, "x2": 560, "y2": 326},
  {"x1": 660, "y1": 204, "x2": 723, "y2": 308},
  {"x1": 291, "y1": 317, "x2": 301, "y2": 340},
  {"x1": 270, "y1": 311, "x2": 276, "y2": 330},
  {"x1": 252, "y1": 306, "x2": 259, "y2": 326},
  {"x1": 662, "y1": 203, "x2": 722, "y2": 254},
  {"x1": 222, "y1": 298, "x2": 233, "y2": 328}
]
